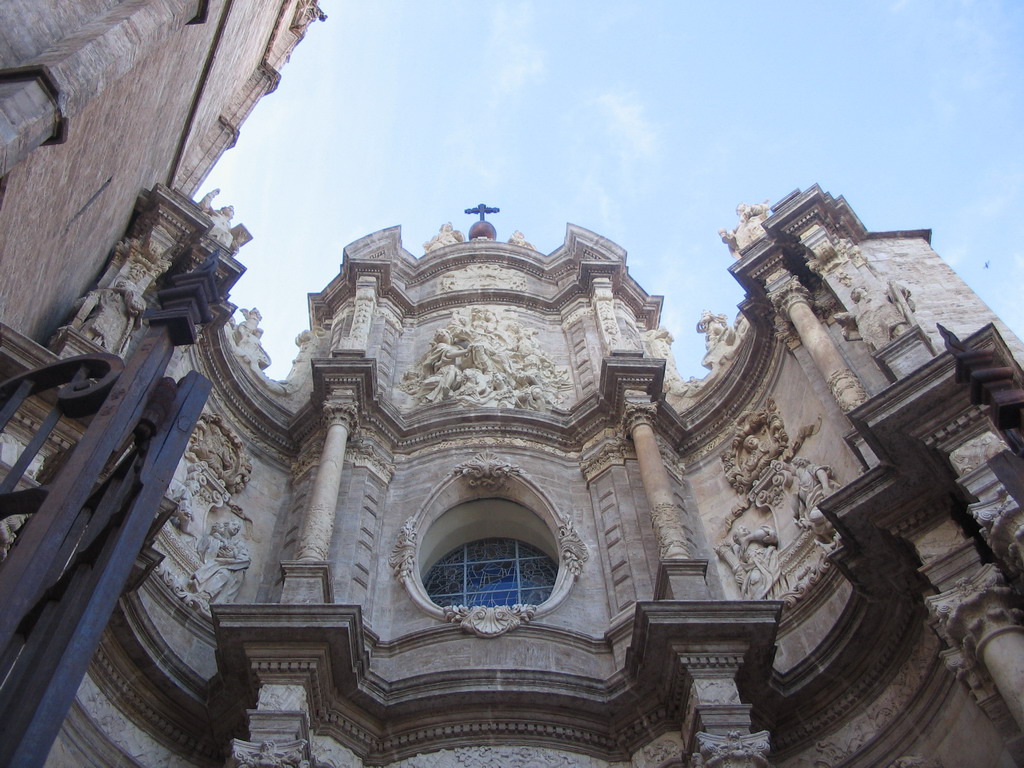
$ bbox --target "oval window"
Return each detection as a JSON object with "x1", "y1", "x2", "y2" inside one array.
[{"x1": 423, "y1": 537, "x2": 558, "y2": 608}]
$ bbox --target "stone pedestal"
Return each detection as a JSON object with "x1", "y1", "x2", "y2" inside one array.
[{"x1": 280, "y1": 561, "x2": 334, "y2": 604}]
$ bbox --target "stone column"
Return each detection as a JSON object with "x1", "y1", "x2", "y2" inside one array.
[
  {"x1": 768, "y1": 274, "x2": 866, "y2": 413},
  {"x1": 296, "y1": 402, "x2": 356, "y2": 561},
  {"x1": 623, "y1": 401, "x2": 690, "y2": 559},
  {"x1": 281, "y1": 401, "x2": 356, "y2": 604},
  {"x1": 926, "y1": 563, "x2": 1024, "y2": 732}
]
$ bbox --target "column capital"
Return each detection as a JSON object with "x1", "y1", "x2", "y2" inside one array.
[
  {"x1": 694, "y1": 730, "x2": 773, "y2": 768},
  {"x1": 322, "y1": 400, "x2": 357, "y2": 431},
  {"x1": 622, "y1": 400, "x2": 658, "y2": 435},
  {"x1": 766, "y1": 274, "x2": 810, "y2": 316},
  {"x1": 926, "y1": 563, "x2": 1024, "y2": 665}
]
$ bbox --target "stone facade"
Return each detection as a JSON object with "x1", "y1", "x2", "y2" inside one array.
[
  {"x1": 0, "y1": 180, "x2": 1022, "y2": 767},
  {"x1": 3, "y1": 17, "x2": 1024, "y2": 762}
]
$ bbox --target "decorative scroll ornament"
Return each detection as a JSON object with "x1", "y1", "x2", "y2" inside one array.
[
  {"x1": 389, "y1": 517, "x2": 417, "y2": 581},
  {"x1": 443, "y1": 604, "x2": 537, "y2": 637},
  {"x1": 558, "y1": 521, "x2": 589, "y2": 576},
  {"x1": 227, "y1": 738, "x2": 311, "y2": 768},
  {"x1": 695, "y1": 730, "x2": 772, "y2": 768},
  {"x1": 452, "y1": 450, "x2": 526, "y2": 490},
  {"x1": 400, "y1": 307, "x2": 572, "y2": 411}
]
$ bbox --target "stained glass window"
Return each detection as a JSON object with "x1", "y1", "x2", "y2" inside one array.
[{"x1": 424, "y1": 537, "x2": 558, "y2": 608}]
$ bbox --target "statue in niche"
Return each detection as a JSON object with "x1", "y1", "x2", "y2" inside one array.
[
  {"x1": 187, "y1": 520, "x2": 250, "y2": 608},
  {"x1": 716, "y1": 524, "x2": 780, "y2": 599},
  {"x1": 229, "y1": 307, "x2": 272, "y2": 373},
  {"x1": 423, "y1": 222, "x2": 465, "y2": 253},
  {"x1": 834, "y1": 284, "x2": 912, "y2": 351},
  {"x1": 401, "y1": 307, "x2": 571, "y2": 411},
  {"x1": 69, "y1": 267, "x2": 148, "y2": 355},
  {"x1": 719, "y1": 200, "x2": 771, "y2": 257}
]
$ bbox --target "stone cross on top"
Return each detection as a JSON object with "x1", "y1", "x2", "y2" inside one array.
[
  {"x1": 465, "y1": 203, "x2": 499, "y2": 221},
  {"x1": 464, "y1": 203, "x2": 500, "y2": 240}
]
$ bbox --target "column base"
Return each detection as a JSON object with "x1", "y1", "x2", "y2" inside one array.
[
  {"x1": 280, "y1": 560, "x2": 334, "y2": 604},
  {"x1": 655, "y1": 559, "x2": 711, "y2": 600}
]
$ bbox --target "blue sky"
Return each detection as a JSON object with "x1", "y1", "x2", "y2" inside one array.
[{"x1": 204, "y1": 0, "x2": 1024, "y2": 379}]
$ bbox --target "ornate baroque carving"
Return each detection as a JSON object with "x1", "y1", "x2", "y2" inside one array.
[
  {"x1": 719, "y1": 201, "x2": 771, "y2": 258},
  {"x1": 443, "y1": 603, "x2": 537, "y2": 637},
  {"x1": 694, "y1": 730, "x2": 772, "y2": 768},
  {"x1": 400, "y1": 307, "x2": 571, "y2": 411},
  {"x1": 227, "y1": 738, "x2": 311, "y2": 768},
  {"x1": 558, "y1": 520, "x2": 589, "y2": 576},
  {"x1": 452, "y1": 450, "x2": 526, "y2": 490},
  {"x1": 389, "y1": 517, "x2": 417, "y2": 582},
  {"x1": 440, "y1": 264, "x2": 528, "y2": 292}
]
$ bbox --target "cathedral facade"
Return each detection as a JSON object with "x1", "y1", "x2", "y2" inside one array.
[{"x1": 3, "y1": 4, "x2": 1024, "y2": 768}]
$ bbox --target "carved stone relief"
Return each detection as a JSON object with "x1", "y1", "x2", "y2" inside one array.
[
  {"x1": 443, "y1": 603, "x2": 537, "y2": 637},
  {"x1": 226, "y1": 738, "x2": 311, "y2": 768},
  {"x1": 155, "y1": 413, "x2": 255, "y2": 615},
  {"x1": 400, "y1": 307, "x2": 571, "y2": 411},
  {"x1": 558, "y1": 520, "x2": 589, "y2": 576},
  {"x1": 440, "y1": 264, "x2": 527, "y2": 293},
  {"x1": 424, "y1": 222, "x2": 465, "y2": 252},
  {"x1": 451, "y1": 450, "x2": 526, "y2": 489},
  {"x1": 693, "y1": 730, "x2": 772, "y2": 768},
  {"x1": 715, "y1": 399, "x2": 839, "y2": 606},
  {"x1": 388, "y1": 745, "x2": 627, "y2": 767},
  {"x1": 389, "y1": 517, "x2": 417, "y2": 583}
]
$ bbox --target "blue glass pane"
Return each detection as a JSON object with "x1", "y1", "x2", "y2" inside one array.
[{"x1": 424, "y1": 537, "x2": 557, "y2": 608}]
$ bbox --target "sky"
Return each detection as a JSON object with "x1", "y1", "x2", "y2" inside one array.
[{"x1": 202, "y1": 0, "x2": 1024, "y2": 380}]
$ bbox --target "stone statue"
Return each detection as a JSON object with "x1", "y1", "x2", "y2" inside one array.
[
  {"x1": 423, "y1": 222, "x2": 465, "y2": 253},
  {"x1": 700, "y1": 310, "x2": 747, "y2": 374},
  {"x1": 507, "y1": 230, "x2": 536, "y2": 250},
  {"x1": 70, "y1": 275, "x2": 147, "y2": 355},
  {"x1": 788, "y1": 456, "x2": 839, "y2": 543},
  {"x1": 187, "y1": 520, "x2": 250, "y2": 607},
  {"x1": 229, "y1": 307, "x2": 272, "y2": 373},
  {"x1": 834, "y1": 286, "x2": 910, "y2": 351},
  {"x1": 0, "y1": 513, "x2": 29, "y2": 562},
  {"x1": 716, "y1": 524, "x2": 780, "y2": 599},
  {"x1": 720, "y1": 200, "x2": 771, "y2": 257}
]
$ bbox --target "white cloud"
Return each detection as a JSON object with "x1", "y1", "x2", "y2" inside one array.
[{"x1": 595, "y1": 91, "x2": 657, "y2": 162}]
